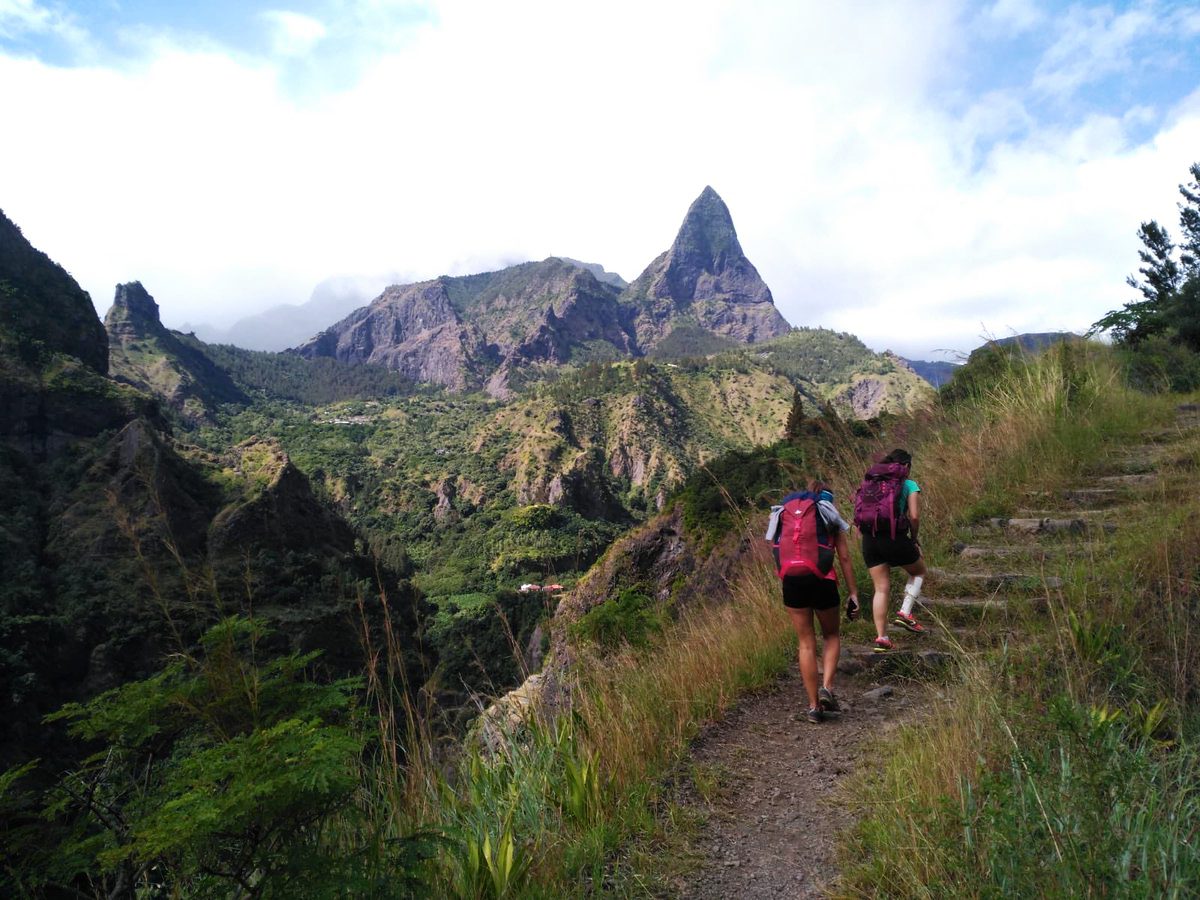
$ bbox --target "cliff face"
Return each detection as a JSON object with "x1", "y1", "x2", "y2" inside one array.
[
  {"x1": 295, "y1": 279, "x2": 489, "y2": 391},
  {"x1": 294, "y1": 259, "x2": 638, "y2": 395},
  {"x1": 619, "y1": 187, "x2": 791, "y2": 352},
  {"x1": 0, "y1": 214, "x2": 146, "y2": 459},
  {"x1": 294, "y1": 189, "x2": 793, "y2": 389},
  {"x1": 105, "y1": 281, "x2": 247, "y2": 422}
]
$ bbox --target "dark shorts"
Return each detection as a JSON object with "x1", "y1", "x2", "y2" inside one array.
[
  {"x1": 781, "y1": 574, "x2": 840, "y2": 610},
  {"x1": 861, "y1": 533, "x2": 921, "y2": 569}
]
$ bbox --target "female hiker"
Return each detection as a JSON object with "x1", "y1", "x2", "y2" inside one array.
[
  {"x1": 767, "y1": 480, "x2": 859, "y2": 723},
  {"x1": 855, "y1": 448, "x2": 927, "y2": 652}
]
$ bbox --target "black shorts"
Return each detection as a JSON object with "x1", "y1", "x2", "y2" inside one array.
[
  {"x1": 781, "y1": 574, "x2": 840, "y2": 610},
  {"x1": 861, "y1": 533, "x2": 921, "y2": 569}
]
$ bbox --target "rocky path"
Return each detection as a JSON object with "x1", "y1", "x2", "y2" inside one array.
[{"x1": 670, "y1": 404, "x2": 1199, "y2": 898}]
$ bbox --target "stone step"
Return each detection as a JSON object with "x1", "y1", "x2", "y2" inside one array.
[
  {"x1": 1015, "y1": 508, "x2": 1114, "y2": 519},
  {"x1": 1100, "y1": 455, "x2": 1159, "y2": 475},
  {"x1": 1026, "y1": 487, "x2": 1125, "y2": 508},
  {"x1": 953, "y1": 542, "x2": 1099, "y2": 561},
  {"x1": 920, "y1": 596, "x2": 1008, "y2": 608},
  {"x1": 1094, "y1": 473, "x2": 1157, "y2": 488},
  {"x1": 928, "y1": 566, "x2": 1062, "y2": 590},
  {"x1": 955, "y1": 544, "x2": 1051, "y2": 560},
  {"x1": 1062, "y1": 487, "x2": 1126, "y2": 506},
  {"x1": 836, "y1": 645, "x2": 955, "y2": 677},
  {"x1": 982, "y1": 517, "x2": 1098, "y2": 536}
]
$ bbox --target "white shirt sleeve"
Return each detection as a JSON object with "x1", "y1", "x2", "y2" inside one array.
[{"x1": 818, "y1": 499, "x2": 851, "y2": 533}]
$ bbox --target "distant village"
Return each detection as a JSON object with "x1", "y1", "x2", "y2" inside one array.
[{"x1": 519, "y1": 583, "x2": 564, "y2": 594}]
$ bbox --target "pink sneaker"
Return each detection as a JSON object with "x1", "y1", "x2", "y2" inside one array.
[
  {"x1": 894, "y1": 610, "x2": 926, "y2": 633},
  {"x1": 873, "y1": 636, "x2": 895, "y2": 653}
]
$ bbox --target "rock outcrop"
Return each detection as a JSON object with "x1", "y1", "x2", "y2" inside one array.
[
  {"x1": 294, "y1": 258, "x2": 634, "y2": 394},
  {"x1": 619, "y1": 187, "x2": 791, "y2": 352},
  {"x1": 207, "y1": 439, "x2": 356, "y2": 561},
  {"x1": 105, "y1": 282, "x2": 247, "y2": 422}
]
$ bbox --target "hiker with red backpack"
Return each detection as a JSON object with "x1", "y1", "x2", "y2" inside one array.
[
  {"x1": 766, "y1": 480, "x2": 859, "y2": 724},
  {"x1": 853, "y1": 448, "x2": 927, "y2": 652}
]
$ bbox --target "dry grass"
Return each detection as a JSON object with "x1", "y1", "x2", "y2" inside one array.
[
  {"x1": 569, "y1": 551, "x2": 791, "y2": 792},
  {"x1": 369, "y1": 344, "x2": 1183, "y2": 896}
]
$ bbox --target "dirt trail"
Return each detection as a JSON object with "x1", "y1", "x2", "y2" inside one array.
[
  {"x1": 670, "y1": 404, "x2": 1200, "y2": 899},
  {"x1": 668, "y1": 665, "x2": 932, "y2": 898}
]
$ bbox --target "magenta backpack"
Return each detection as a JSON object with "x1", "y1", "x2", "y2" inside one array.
[
  {"x1": 769, "y1": 493, "x2": 835, "y2": 580},
  {"x1": 853, "y1": 462, "x2": 911, "y2": 539}
]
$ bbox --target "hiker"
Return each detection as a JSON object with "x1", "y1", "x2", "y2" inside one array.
[
  {"x1": 766, "y1": 480, "x2": 859, "y2": 723},
  {"x1": 854, "y1": 448, "x2": 927, "y2": 652}
]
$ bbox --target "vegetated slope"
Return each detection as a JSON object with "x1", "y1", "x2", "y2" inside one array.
[
  {"x1": 178, "y1": 334, "x2": 419, "y2": 405},
  {"x1": 436, "y1": 341, "x2": 1200, "y2": 899},
  {"x1": 0, "y1": 214, "x2": 427, "y2": 772},
  {"x1": 902, "y1": 356, "x2": 959, "y2": 387},
  {"x1": 106, "y1": 281, "x2": 248, "y2": 422},
  {"x1": 725, "y1": 327, "x2": 933, "y2": 417},
  {"x1": 215, "y1": 327, "x2": 924, "y2": 703},
  {"x1": 0, "y1": 208, "x2": 108, "y2": 375}
]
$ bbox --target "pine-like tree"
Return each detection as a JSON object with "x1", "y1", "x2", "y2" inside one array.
[
  {"x1": 1093, "y1": 162, "x2": 1200, "y2": 346},
  {"x1": 784, "y1": 390, "x2": 806, "y2": 441}
]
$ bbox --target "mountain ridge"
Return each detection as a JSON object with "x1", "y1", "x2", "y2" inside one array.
[{"x1": 293, "y1": 188, "x2": 792, "y2": 392}]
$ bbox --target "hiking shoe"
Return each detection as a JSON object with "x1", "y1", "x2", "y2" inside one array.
[
  {"x1": 818, "y1": 687, "x2": 840, "y2": 712},
  {"x1": 873, "y1": 636, "x2": 895, "y2": 653},
  {"x1": 845, "y1": 595, "x2": 860, "y2": 622},
  {"x1": 894, "y1": 610, "x2": 926, "y2": 633},
  {"x1": 806, "y1": 706, "x2": 824, "y2": 724}
]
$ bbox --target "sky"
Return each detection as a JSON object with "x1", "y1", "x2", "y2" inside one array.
[{"x1": 2, "y1": 0, "x2": 1200, "y2": 361}]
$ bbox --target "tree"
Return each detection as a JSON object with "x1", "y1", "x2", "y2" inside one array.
[
  {"x1": 1178, "y1": 162, "x2": 1200, "y2": 278},
  {"x1": 30, "y1": 618, "x2": 431, "y2": 898},
  {"x1": 784, "y1": 389, "x2": 806, "y2": 441},
  {"x1": 1093, "y1": 162, "x2": 1200, "y2": 348}
]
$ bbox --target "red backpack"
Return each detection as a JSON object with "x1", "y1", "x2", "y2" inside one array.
[{"x1": 770, "y1": 493, "x2": 836, "y2": 580}]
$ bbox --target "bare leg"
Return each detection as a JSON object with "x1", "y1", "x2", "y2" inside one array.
[
  {"x1": 869, "y1": 563, "x2": 891, "y2": 639},
  {"x1": 815, "y1": 606, "x2": 840, "y2": 691},
  {"x1": 787, "y1": 607, "x2": 819, "y2": 710}
]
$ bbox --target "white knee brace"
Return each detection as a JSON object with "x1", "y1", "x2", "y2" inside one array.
[{"x1": 901, "y1": 575, "x2": 924, "y2": 615}]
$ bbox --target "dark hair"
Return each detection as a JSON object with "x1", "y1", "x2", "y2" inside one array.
[
  {"x1": 806, "y1": 479, "x2": 831, "y2": 495},
  {"x1": 882, "y1": 448, "x2": 912, "y2": 465}
]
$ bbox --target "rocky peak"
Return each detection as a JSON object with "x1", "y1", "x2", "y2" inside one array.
[
  {"x1": 661, "y1": 186, "x2": 751, "y2": 298},
  {"x1": 105, "y1": 282, "x2": 167, "y2": 340},
  {"x1": 620, "y1": 187, "x2": 790, "y2": 351}
]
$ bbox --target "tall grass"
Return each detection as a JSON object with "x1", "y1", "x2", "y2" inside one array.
[
  {"x1": 360, "y1": 343, "x2": 1191, "y2": 897},
  {"x1": 569, "y1": 557, "x2": 792, "y2": 793},
  {"x1": 837, "y1": 350, "x2": 1200, "y2": 897}
]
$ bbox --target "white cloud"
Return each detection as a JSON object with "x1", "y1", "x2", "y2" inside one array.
[
  {"x1": 260, "y1": 10, "x2": 327, "y2": 58},
  {"x1": 0, "y1": 0, "x2": 87, "y2": 47},
  {"x1": 0, "y1": 0, "x2": 1197, "y2": 360},
  {"x1": 1032, "y1": 3, "x2": 1157, "y2": 98},
  {"x1": 981, "y1": 0, "x2": 1046, "y2": 35}
]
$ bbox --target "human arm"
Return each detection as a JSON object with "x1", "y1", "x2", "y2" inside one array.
[
  {"x1": 907, "y1": 490, "x2": 921, "y2": 545},
  {"x1": 835, "y1": 529, "x2": 857, "y2": 605}
]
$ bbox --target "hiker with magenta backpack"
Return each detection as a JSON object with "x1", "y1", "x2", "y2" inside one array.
[
  {"x1": 853, "y1": 448, "x2": 927, "y2": 652},
  {"x1": 766, "y1": 480, "x2": 859, "y2": 724}
]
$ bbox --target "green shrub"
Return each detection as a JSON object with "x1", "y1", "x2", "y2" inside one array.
[
  {"x1": 571, "y1": 588, "x2": 663, "y2": 651},
  {"x1": 1119, "y1": 335, "x2": 1200, "y2": 393}
]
